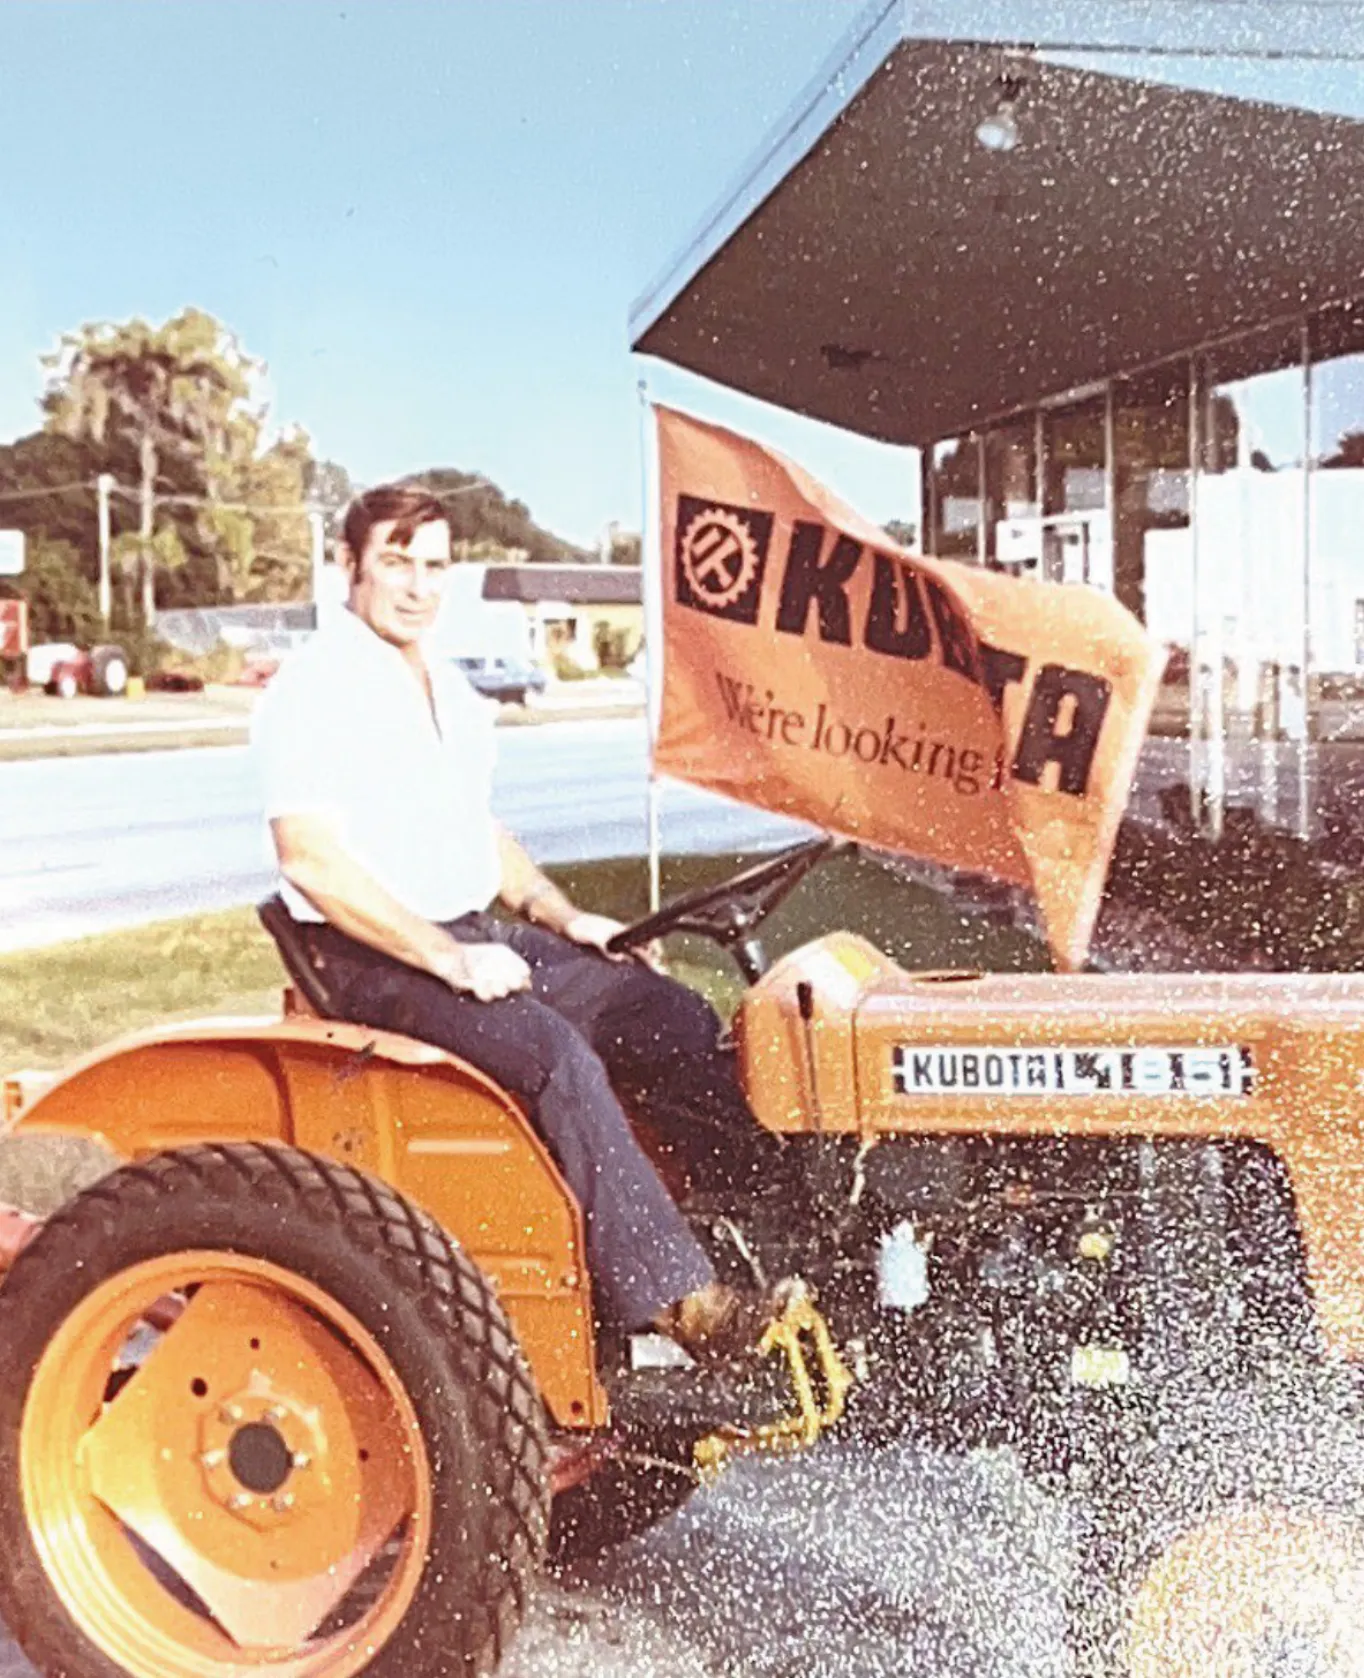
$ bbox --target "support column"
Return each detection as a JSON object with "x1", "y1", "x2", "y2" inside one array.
[
  {"x1": 1189, "y1": 355, "x2": 1225, "y2": 841},
  {"x1": 1293, "y1": 319, "x2": 1317, "y2": 842},
  {"x1": 976, "y1": 432, "x2": 988, "y2": 567}
]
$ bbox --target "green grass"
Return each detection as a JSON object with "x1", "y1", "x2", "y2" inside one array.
[
  {"x1": 0, "y1": 688, "x2": 257, "y2": 730},
  {"x1": 0, "y1": 699, "x2": 643, "y2": 761},
  {"x1": 0, "y1": 849, "x2": 1044, "y2": 1211},
  {"x1": 0, "y1": 850, "x2": 1045, "y2": 1077},
  {"x1": 0, "y1": 727, "x2": 252, "y2": 762}
]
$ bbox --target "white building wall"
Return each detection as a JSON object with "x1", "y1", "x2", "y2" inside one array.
[{"x1": 1144, "y1": 467, "x2": 1364, "y2": 673}]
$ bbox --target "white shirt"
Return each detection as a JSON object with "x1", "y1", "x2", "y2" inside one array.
[{"x1": 251, "y1": 607, "x2": 502, "y2": 924}]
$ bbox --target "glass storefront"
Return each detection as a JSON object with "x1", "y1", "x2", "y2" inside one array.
[
  {"x1": 922, "y1": 296, "x2": 1364, "y2": 696},
  {"x1": 1194, "y1": 325, "x2": 1307, "y2": 727},
  {"x1": 1041, "y1": 397, "x2": 1109, "y2": 589},
  {"x1": 982, "y1": 416, "x2": 1038, "y2": 572},
  {"x1": 925, "y1": 436, "x2": 983, "y2": 561},
  {"x1": 1309, "y1": 304, "x2": 1364, "y2": 675},
  {"x1": 1112, "y1": 361, "x2": 1191, "y2": 626}
]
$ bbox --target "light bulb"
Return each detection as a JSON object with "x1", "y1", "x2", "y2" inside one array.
[{"x1": 976, "y1": 101, "x2": 1019, "y2": 153}]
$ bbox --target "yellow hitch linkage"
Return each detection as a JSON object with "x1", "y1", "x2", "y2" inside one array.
[{"x1": 693, "y1": 1295, "x2": 854, "y2": 1483}]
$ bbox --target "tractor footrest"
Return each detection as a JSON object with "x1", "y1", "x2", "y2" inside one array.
[{"x1": 607, "y1": 1358, "x2": 792, "y2": 1439}]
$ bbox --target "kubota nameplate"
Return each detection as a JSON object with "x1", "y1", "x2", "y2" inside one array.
[{"x1": 892, "y1": 1045, "x2": 1254, "y2": 1098}]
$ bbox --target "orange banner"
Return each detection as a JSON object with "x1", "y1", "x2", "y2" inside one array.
[{"x1": 653, "y1": 406, "x2": 1164, "y2": 969}]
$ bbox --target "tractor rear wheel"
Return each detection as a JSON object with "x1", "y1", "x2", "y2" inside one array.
[
  {"x1": 90, "y1": 644, "x2": 129, "y2": 697},
  {"x1": 1070, "y1": 1382, "x2": 1364, "y2": 1676},
  {"x1": 0, "y1": 1142, "x2": 549, "y2": 1678}
]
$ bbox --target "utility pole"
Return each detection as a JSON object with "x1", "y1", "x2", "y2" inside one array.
[
  {"x1": 96, "y1": 473, "x2": 114, "y2": 627},
  {"x1": 308, "y1": 508, "x2": 327, "y2": 624},
  {"x1": 139, "y1": 432, "x2": 157, "y2": 626}
]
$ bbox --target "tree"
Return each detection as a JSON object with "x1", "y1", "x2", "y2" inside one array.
[
  {"x1": 406, "y1": 468, "x2": 589, "y2": 563},
  {"x1": 42, "y1": 309, "x2": 257, "y2": 624},
  {"x1": 0, "y1": 537, "x2": 102, "y2": 645},
  {"x1": 0, "y1": 431, "x2": 108, "y2": 574},
  {"x1": 882, "y1": 519, "x2": 918, "y2": 550},
  {"x1": 236, "y1": 428, "x2": 314, "y2": 600},
  {"x1": 1321, "y1": 429, "x2": 1364, "y2": 470},
  {"x1": 607, "y1": 529, "x2": 642, "y2": 567},
  {"x1": 306, "y1": 458, "x2": 354, "y2": 541}
]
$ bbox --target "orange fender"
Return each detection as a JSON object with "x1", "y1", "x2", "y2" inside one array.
[{"x1": 11, "y1": 1014, "x2": 608, "y2": 1429}]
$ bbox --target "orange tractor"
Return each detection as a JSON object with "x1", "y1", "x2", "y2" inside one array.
[{"x1": 0, "y1": 837, "x2": 1362, "y2": 1676}]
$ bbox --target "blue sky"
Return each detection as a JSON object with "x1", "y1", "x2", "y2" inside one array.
[{"x1": 0, "y1": 0, "x2": 915, "y2": 549}]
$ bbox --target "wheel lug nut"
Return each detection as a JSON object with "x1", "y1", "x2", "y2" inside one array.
[
  {"x1": 219, "y1": 1404, "x2": 242, "y2": 1425},
  {"x1": 292, "y1": 1451, "x2": 312, "y2": 1470},
  {"x1": 228, "y1": 1492, "x2": 253, "y2": 1511},
  {"x1": 200, "y1": 1449, "x2": 226, "y2": 1469},
  {"x1": 271, "y1": 1492, "x2": 295, "y2": 1513},
  {"x1": 265, "y1": 1405, "x2": 288, "y2": 1424}
]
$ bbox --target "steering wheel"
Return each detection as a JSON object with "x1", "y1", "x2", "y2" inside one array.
[{"x1": 606, "y1": 836, "x2": 842, "y2": 981}]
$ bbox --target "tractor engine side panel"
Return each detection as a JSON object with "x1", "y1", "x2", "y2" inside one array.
[
  {"x1": 734, "y1": 932, "x2": 902, "y2": 1133},
  {"x1": 851, "y1": 971, "x2": 1364, "y2": 1362}
]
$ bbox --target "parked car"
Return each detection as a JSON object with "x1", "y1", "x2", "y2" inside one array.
[
  {"x1": 144, "y1": 670, "x2": 206, "y2": 693},
  {"x1": 448, "y1": 654, "x2": 547, "y2": 705}
]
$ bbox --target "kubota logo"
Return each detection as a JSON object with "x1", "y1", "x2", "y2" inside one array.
[
  {"x1": 674, "y1": 496, "x2": 772, "y2": 624},
  {"x1": 672, "y1": 492, "x2": 1115, "y2": 800}
]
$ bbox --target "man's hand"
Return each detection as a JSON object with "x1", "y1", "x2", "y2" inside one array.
[
  {"x1": 563, "y1": 912, "x2": 665, "y2": 971},
  {"x1": 562, "y1": 912, "x2": 630, "y2": 957},
  {"x1": 430, "y1": 942, "x2": 532, "y2": 1002},
  {"x1": 0, "y1": 1204, "x2": 39, "y2": 1274}
]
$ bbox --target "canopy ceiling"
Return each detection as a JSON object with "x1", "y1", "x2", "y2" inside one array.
[{"x1": 630, "y1": 1, "x2": 1364, "y2": 446}]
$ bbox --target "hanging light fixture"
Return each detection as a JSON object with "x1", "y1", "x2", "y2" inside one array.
[{"x1": 976, "y1": 73, "x2": 1026, "y2": 153}]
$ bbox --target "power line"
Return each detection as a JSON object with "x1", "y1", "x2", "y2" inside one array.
[
  {"x1": 0, "y1": 478, "x2": 96, "y2": 506},
  {"x1": 110, "y1": 478, "x2": 495, "y2": 511},
  {"x1": 0, "y1": 475, "x2": 495, "y2": 516}
]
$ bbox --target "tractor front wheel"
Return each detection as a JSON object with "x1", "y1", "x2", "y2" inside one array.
[
  {"x1": 0, "y1": 1143, "x2": 549, "y2": 1678},
  {"x1": 1071, "y1": 1383, "x2": 1364, "y2": 1676}
]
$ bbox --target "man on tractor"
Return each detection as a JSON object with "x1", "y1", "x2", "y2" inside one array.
[{"x1": 250, "y1": 481, "x2": 791, "y2": 1365}]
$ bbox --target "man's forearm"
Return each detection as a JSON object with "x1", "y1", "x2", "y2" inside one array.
[
  {"x1": 280, "y1": 835, "x2": 457, "y2": 975},
  {"x1": 495, "y1": 823, "x2": 579, "y2": 935}
]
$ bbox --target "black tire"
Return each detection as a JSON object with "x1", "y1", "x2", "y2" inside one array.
[
  {"x1": 89, "y1": 644, "x2": 129, "y2": 697},
  {"x1": 549, "y1": 1441, "x2": 698, "y2": 1568},
  {"x1": 0, "y1": 1142, "x2": 550, "y2": 1678},
  {"x1": 1070, "y1": 1381, "x2": 1364, "y2": 1676}
]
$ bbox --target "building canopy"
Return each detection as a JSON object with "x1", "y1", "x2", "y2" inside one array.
[{"x1": 630, "y1": 0, "x2": 1364, "y2": 446}]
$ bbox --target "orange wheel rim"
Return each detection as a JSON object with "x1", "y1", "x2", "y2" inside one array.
[
  {"x1": 20, "y1": 1251, "x2": 433, "y2": 1678},
  {"x1": 1123, "y1": 1507, "x2": 1364, "y2": 1677}
]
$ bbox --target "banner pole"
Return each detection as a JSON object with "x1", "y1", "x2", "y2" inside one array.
[{"x1": 637, "y1": 378, "x2": 662, "y2": 912}]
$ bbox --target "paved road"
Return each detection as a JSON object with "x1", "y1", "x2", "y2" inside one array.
[
  {"x1": 0, "y1": 1436, "x2": 1073, "y2": 1678},
  {"x1": 0, "y1": 719, "x2": 811, "y2": 953}
]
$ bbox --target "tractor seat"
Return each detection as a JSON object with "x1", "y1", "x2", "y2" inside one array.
[{"x1": 257, "y1": 895, "x2": 343, "y2": 1020}]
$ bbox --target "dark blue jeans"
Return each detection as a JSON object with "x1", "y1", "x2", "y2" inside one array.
[{"x1": 300, "y1": 912, "x2": 724, "y2": 1329}]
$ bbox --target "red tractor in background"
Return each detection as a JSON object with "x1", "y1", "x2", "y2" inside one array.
[{"x1": 32, "y1": 642, "x2": 131, "y2": 699}]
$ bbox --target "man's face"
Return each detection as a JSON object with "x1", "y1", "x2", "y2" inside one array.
[{"x1": 348, "y1": 517, "x2": 452, "y2": 646}]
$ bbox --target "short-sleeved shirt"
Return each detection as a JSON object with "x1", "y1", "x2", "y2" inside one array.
[{"x1": 250, "y1": 607, "x2": 502, "y2": 924}]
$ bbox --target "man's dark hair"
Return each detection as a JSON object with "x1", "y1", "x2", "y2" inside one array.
[{"x1": 342, "y1": 482, "x2": 448, "y2": 573}]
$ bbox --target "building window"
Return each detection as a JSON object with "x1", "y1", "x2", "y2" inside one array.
[
  {"x1": 982, "y1": 417, "x2": 1038, "y2": 572},
  {"x1": 925, "y1": 436, "x2": 982, "y2": 561},
  {"x1": 1112, "y1": 360, "x2": 1192, "y2": 626},
  {"x1": 1310, "y1": 303, "x2": 1364, "y2": 675},
  {"x1": 1196, "y1": 325, "x2": 1307, "y2": 715},
  {"x1": 1041, "y1": 396, "x2": 1109, "y2": 588}
]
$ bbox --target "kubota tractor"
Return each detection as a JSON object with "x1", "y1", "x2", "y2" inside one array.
[{"x1": 0, "y1": 837, "x2": 1362, "y2": 1676}]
